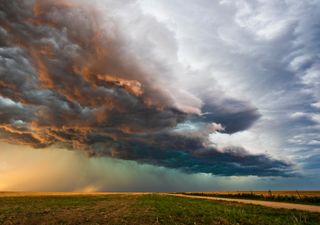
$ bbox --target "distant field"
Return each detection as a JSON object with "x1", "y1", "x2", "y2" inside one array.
[
  {"x1": 188, "y1": 191, "x2": 320, "y2": 197},
  {"x1": 0, "y1": 193, "x2": 320, "y2": 225},
  {"x1": 180, "y1": 191, "x2": 320, "y2": 206},
  {"x1": 0, "y1": 192, "x2": 147, "y2": 197}
]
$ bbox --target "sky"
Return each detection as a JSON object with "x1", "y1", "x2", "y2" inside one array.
[{"x1": 0, "y1": 0, "x2": 319, "y2": 191}]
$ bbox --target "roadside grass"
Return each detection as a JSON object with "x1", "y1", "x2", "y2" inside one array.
[
  {"x1": 180, "y1": 192, "x2": 320, "y2": 206},
  {"x1": 0, "y1": 194, "x2": 319, "y2": 225}
]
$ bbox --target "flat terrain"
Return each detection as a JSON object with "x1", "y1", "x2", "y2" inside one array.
[
  {"x1": 172, "y1": 194, "x2": 320, "y2": 213},
  {"x1": 187, "y1": 191, "x2": 320, "y2": 197},
  {"x1": 0, "y1": 193, "x2": 320, "y2": 225},
  {"x1": 181, "y1": 191, "x2": 320, "y2": 206}
]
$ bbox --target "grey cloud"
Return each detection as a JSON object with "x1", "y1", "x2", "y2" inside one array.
[
  {"x1": 199, "y1": 99, "x2": 261, "y2": 134},
  {"x1": 88, "y1": 133, "x2": 292, "y2": 176},
  {"x1": 140, "y1": 0, "x2": 320, "y2": 175},
  {"x1": 0, "y1": 0, "x2": 292, "y2": 176}
]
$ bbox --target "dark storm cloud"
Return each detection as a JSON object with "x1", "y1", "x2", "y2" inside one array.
[
  {"x1": 199, "y1": 99, "x2": 261, "y2": 134},
  {"x1": 86, "y1": 133, "x2": 292, "y2": 176},
  {"x1": 0, "y1": 0, "x2": 292, "y2": 176}
]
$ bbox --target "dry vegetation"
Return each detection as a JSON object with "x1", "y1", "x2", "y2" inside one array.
[
  {"x1": 181, "y1": 191, "x2": 320, "y2": 205},
  {"x1": 194, "y1": 191, "x2": 320, "y2": 197}
]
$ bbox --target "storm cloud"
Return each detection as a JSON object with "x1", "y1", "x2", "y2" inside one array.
[{"x1": 0, "y1": 0, "x2": 292, "y2": 176}]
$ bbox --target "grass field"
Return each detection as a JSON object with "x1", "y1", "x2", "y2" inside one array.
[
  {"x1": 181, "y1": 191, "x2": 320, "y2": 205},
  {"x1": 0, "y1": 193, "x2": 320, "y2": 225}
]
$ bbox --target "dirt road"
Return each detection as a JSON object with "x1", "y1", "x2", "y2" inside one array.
[{"x1": 170, "y1": 194, "x2": 320, "y2": 213}]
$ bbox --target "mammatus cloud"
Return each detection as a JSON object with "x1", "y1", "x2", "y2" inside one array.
[{"x1": 0, "y1": 0, "x2": 292, "y2": 176}]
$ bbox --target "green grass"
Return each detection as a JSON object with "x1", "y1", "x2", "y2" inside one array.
[
  {"x1": 181, "y1": 192, "x2": 320, "y2": 206},
  {"x1": 0, "y1": 194, "x2": 319, "y2": 225}
]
